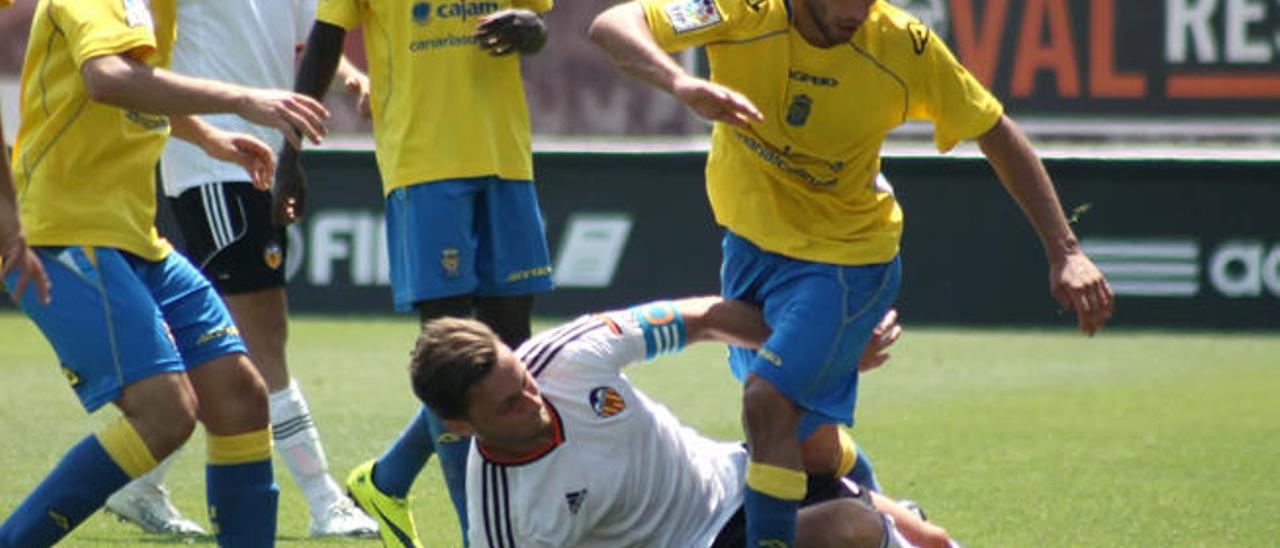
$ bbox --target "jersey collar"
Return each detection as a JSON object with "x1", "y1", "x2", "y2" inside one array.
[{"x1": 477, "y1": 400, "x2": 565, "y2": 466}]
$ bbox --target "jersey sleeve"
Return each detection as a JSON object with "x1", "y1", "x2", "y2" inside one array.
[
  {"x1": 515, "y1": 0, "x2": 553, "y2": 15},
  {"x1": 904, "y1": 26, "x2": 1004, "y2": 152},
  {"x1": 638, "y1": 0, "x2": 764, "y2": 53},
  {"x1": 52, "y1": 0, "x2": 158, "y2": 68},
  {"x1": 316, "y1": 0, "x2": 361, "y2": 30}
]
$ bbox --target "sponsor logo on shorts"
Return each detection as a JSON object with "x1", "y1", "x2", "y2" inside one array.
[
  {"x1": 196, "y1": 326, "x2": 240, "y2": 346},
  {"x1": 61, "y1": 365, "x2": 80, "y2": 388},
  {"x1": 506, "y1": 265, "x2": 552, "y2": 283},
  {"x1": 758, "y1": 540, "x2": 789, "y2": 548},
  {"x1": 48, "y1": 509, "x2": 70, "y2": 531},
  {"x1": 441, "y1": 248, "x2": 461, "y2": 278},
  {"x1": 264, "y1": 242, "x2": 284, "y2": 271},
  {"x1": 589, "y1": 386, "x2": 626, "y2": 418},
  {"x1": 758, "y1": 347, "x2": 784, "y2": 367}
]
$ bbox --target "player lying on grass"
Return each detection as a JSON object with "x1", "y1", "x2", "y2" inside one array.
[{"x1": 409, "y1": 296, "x2": 953, "y2": 547}]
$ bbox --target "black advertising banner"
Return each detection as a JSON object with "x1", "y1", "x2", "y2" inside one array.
[{"x1": 137, "y1": 150, "x2": 1280, "y2": 330}]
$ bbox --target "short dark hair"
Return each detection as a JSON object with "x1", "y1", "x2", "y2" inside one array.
[{"x1": 409, "y1": 317, "x2": 501, "y2": 420}]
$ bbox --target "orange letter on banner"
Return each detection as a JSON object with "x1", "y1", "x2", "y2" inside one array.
[
  {"x1": 949, "y1": 0, "x2": 1010, "y2": 87},
  {"x1": 1011, "y1": 0, "x2": 1080, "y2": 98},
  {"x1": 1089, "y1": 0, "x2": 1146, "y2": 97}
]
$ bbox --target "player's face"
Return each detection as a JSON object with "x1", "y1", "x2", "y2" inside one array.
[
  {"x1": 807, "y1": 0, "x2": 875, "y2": 46},
  {"x1": 465, "y1": 345, "x2": 554, "y2": 449}
]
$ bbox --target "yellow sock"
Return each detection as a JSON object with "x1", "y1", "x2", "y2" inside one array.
[
  {"x1": 95, "y1": 416, "x2": 158, "y2": 479},
  {"x1": 207, "y1": 427, "x2": 272, "y2": 465},
  {"x1": 746, "y1": 461, "x2": 806, "y2": 501}
]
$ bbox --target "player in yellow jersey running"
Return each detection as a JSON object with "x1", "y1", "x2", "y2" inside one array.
[
  {"x1": 590, "y1": 0, "x2": 1113, "y2": 546},
  {"x1": 0, "y1": 0, "x2": 327, "y2": 545},
  {"x1": 276, "y1": 0, "x2": 556, "y2": 545}
]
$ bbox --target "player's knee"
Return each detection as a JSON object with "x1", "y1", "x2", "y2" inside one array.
[
  {"x1": 742, "y1": 376, "x2": 802, "y2": 437},
  {"x1": 209, "y1": 356, "x2": 271, "y2": 430},
  {"x1": 119, "y1": 375, "x2": 199, "y2": 457}
]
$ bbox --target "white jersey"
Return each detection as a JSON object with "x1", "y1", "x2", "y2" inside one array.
[
  {"x1": 160, "y1": 0, "x2": 316, "y2": 197},
  {"x1": 467, "y1": 313, "x2": 747, "y2": 548}
]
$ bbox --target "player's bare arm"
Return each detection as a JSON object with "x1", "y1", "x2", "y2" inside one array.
[
  {"x1": 474, "y1": 9, "x2": 547, "y2": 56},
  {"x1": 977, "y1": 115, "x2": 1115, "y2": 335},
  {"x1": 588, "y1": 2, "x2": 763, "y2": 127},
  {"x1": 170, "y1": 115, "x2": 277, "y2": 191},
  {"x1": 274, "y1": 21, "x2": 348, "y2": 226},
  {"x1": 80, "y1": 53, "x2": 328, "y2": 150},
  {"x1": 0, "y1": 117, "x2": 50, "y2": 306}
]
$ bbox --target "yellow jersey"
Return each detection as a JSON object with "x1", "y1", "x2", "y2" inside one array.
[
  {"x1": 641, "y1": 0, "x2": 1002, "y2": 265},
  {"x1": 13, "y1": 0, "x2": 176, "y2": 261},
  {"x1": 318, "y1": 0, "x2": 553, "y2": 194}
]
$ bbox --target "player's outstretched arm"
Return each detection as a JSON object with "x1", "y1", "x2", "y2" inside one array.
[
  {"x1": 676, "y1": 297, "x2": 902, "y2": 367},
  {"x1": 274, "y1": 21, "x2": 348, "y2": 226},
  {"x1": 474, "y1": 9, "x2": 547, "y2": 56},
  {"x1": 588, "y1": 3, "x2": 762, "y2": 126},
  {"x1": 0, "y1": 117, "x2": 50, "y2": 306},
  {"x1": 80, "y1": 53, "x2": 328, "y2": 150},
  {"x1": 977, "y1": 115, "x2": 1114, "y2": 335}
]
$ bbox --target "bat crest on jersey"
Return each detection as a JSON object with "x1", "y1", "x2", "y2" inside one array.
[{"x1": 589, "y1": 386, "x2": 626, "y2": 418}]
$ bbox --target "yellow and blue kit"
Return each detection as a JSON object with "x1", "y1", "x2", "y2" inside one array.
[
  {"x1": 643, "y1": 0, "x2": 1002, "y2": 265},
  {"x1": 639, "y1": 0, "x2": 1000, "y2": 430},
  {"x1": 640, "y1": 1, "x2": 1002, "y2": 544},
  {"x1": 318, "y1": 0, "x2": 553, "y2": 194},
  {"x1": 1, "y1": 1, "x2": 275, "y2": 545},
  {"x1": 317, "y1": 0, "x2": 555, "y2": 310}
]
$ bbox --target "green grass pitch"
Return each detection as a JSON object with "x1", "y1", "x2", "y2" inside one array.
[{"x1": 1, "y1": 312, "x2": 1278, "y2": 546}]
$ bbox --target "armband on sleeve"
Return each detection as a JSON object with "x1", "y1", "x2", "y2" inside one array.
[{"x1": 629, "y1": 300, "x2": 687, "y2": 360}]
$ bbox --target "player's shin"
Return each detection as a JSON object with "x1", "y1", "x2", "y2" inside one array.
[
  {"x1": 0, "y1": 417, "x2": 157, "y2": 546},
  {"x1": 372, "y1": 406, "x2": 438, "y2": 497},
  {"x1": 745, "y1": 461, "x2": 806, "y2": 548},
  {"x1": 270, "y1": 380, "x2": 342, "y2": 509},
  {"x1": 206, "y1": 428, "x2": 278, "y2": 547}
]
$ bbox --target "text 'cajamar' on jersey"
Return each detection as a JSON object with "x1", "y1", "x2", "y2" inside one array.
[
  {"x1": 317, "y1": 0, "x2": 553, "y2": 194},
  {"x1": 641, "y1": 0, "x2": 1003, "y2": 266},
  {"x1": 467, "y1": 312, "x2": 746, "y2": 548},
  {"x1": 14, "y1": 0, "x2": 178, "y2": 261}
]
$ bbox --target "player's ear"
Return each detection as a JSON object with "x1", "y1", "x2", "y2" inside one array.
[{"x1": 443, "y1": 418, "x2": 474, "y2": 437}]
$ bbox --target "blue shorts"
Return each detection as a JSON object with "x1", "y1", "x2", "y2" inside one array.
[
  {"x1": 7, "y1": 247, "x2": 246, "y2": 412},
  {"x1": 385, "y1": 177, "x2": 554, "y2": 312},
  {"x1": 720, "y1": 232, "x2": 901, "y2": 439}
]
